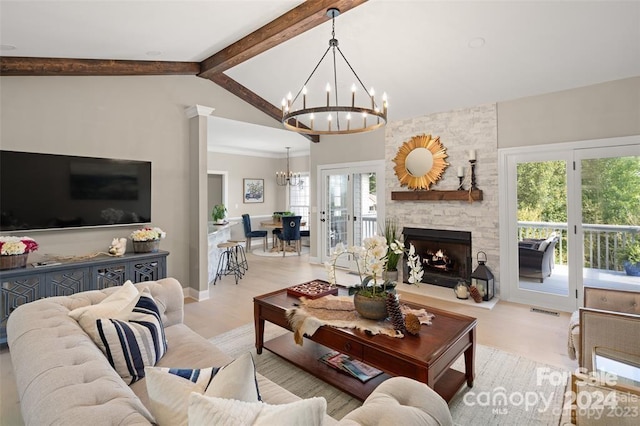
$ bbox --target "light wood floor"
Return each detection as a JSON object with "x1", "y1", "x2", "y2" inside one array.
[{"x1": 0, "y1": 250, "x2": 576, "y2": 425}]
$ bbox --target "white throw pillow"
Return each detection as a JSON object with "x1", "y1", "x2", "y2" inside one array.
[
  {"x1": 79, "y1": 288, "x2": 167, "y2": 384},
  {"x1": 68, "y1": 280, "x2": 139, "y2": 320},
  {"x1": 188, "y1": 394, "x2": 326, "y2": 426},
  {"x1": 145, "y1": 352, "x2": 260, "y2": 426}
]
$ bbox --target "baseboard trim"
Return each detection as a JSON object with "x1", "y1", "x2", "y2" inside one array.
[{"x1": 184, "y1": 286, "x2": 210, "y2": 301}]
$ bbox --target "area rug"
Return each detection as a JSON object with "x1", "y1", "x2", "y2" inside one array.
[
  {"x1": 210, "y1": 323, "x2": 568, "y2": 424},
  {"x1": 251, "y1": 246, "x2": 310, "y2": 257}
]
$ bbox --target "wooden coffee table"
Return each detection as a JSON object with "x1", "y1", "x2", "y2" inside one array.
[{"x1": 254, "y1": 286, "x2": 477, "y2": 402}]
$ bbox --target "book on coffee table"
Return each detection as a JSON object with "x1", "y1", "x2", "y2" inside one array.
[{"x1": 319, "y1": 350, "x2": 383, "y2": 383}]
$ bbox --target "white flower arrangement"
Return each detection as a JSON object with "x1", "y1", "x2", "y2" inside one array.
[
  {"x1": 0, "y1": 236, "x2": 39, "y2": 256},
  {"x1": 130, "y1": 227, "x2": 166, "y2": 242},
  {"x1": 325, "y1": 234, "x2": 423, "y2": 297}
]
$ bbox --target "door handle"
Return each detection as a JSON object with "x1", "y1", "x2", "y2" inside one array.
[
  {"x1": 353, "y1": 216, "x2": 357, "y2": 221},
  {"x1": 320, "y1": 218, "x2": 326, "y2": 222}
]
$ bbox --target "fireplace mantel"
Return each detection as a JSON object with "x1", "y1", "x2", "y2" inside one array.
[{"x1": 391, "y1": 189, "x2": 483, "y2": 202}]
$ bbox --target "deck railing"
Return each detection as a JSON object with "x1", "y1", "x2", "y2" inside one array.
[
  {"x1": 518, "y1": 221, "x2": 640, "y2": 271},
  {"x1": 362, "y1": 215, "x2": 378, "y2": 240}
]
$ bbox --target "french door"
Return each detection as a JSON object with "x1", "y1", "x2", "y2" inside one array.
[
  {"x1": 501, "y1": 137, "x2": 639, "y2": 312},
  {"x1": 319, "y1": 162, "x2": 384, "y2": 268}
]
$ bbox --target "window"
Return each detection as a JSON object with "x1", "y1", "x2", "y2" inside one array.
[{"x1": 289, "y1": 173, "x2": 310, "y2": 229}]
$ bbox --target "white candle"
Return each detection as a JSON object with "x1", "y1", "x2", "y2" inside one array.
[
  {"x1": 382, "y1": 92, "x2": 388, "y2": 115},
  {"x1": 469, "y1": 150, "x2": 476, "y2": 161},
  {"x1": 302, "y1": 86, "x2": 307, "y2": 109},
  {"x1": 351, "y1": 84, "x2": 356, "y2": 107},
  {"x1": 326, "y1": 83, "x2": 331, "y2": 106},
  {"x1": 457, "y1": 166, "x2": 464, "y2": 177},
  {"x1": 455, "y1": 285, "x2": 469, "y2": 298}
]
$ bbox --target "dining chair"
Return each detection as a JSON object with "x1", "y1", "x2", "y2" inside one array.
[
  {"x1": 277, "y1": 215, "x2": 302, "y2": 257},
  {"x1": 241, "y1": 214, "x2": 267, "y2": 251},
  {"x1": 271, "y1": 211, "x2": 286, "y2": 248}
]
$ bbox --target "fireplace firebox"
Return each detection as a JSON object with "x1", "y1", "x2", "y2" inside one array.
[{"x1": 402, "y1": 227, "x2": 472, "y2": 288}]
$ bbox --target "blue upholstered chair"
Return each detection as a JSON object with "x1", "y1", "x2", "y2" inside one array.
[
  {"x1": 277, "y1": 215, "x2": 302, "y2": 257},
  {"x1": 271, "y1": 211, "x2": 286, "y2": 248},
  {"x1": 241, "y1": 214, "x2": 267, "y2": 251}
]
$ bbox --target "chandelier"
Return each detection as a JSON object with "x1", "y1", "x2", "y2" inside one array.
[
  {"x1": 281, "y1": 8, "x2": 387, "y2": 136},
  {"x1": 276, "y1": 147, "x2": 301, "y2": 186}
]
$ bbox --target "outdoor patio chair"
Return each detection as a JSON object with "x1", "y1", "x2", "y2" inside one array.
[{"x1": 518, "y1": 235, "x2": 559, "y2": 283}]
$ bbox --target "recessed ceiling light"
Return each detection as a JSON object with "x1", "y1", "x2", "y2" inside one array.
[
  {"x1": 0, "y1": 44, "x2": 17, "y2": 51},
  {"x1": 468, "y1": 37, "x2": 485, "y2": 49},
  {"x1": 146, "y1": 51, "x2": 162, "y2": 57}
]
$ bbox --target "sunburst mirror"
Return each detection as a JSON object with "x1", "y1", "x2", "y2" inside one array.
[{"x1": 393, "y1": 134, "x2": 449, "y2": 190}]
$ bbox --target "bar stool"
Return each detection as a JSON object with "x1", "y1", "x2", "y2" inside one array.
[
  {"x1": 227, "y1": 239, "x2": 248, "y2": 275},
  {"x1": 214, "y1": 241, "x2": 243, "y2": 285}
]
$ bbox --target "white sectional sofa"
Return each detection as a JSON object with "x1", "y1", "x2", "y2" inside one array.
[{"x1": 7, "y1": 277, "x2": 453, "y2": 425}]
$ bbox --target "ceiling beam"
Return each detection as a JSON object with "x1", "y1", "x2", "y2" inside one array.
[
  {"x1": 198, "y1": 0, "x2": 367, "y2": 79},
  {"x1": 210, "y1": 73, "x2": 319, "y2": 143},
  {"x1": 200, "y1": 0, "x2": 368, "y2": 141},
  {"x1": 0, "y1": 57, "x2": 200, "y2": 76}
]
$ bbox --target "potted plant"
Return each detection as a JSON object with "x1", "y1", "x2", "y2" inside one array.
[
  {"x1": 383, "y1": 217, "x2": 401, "y2": 281},
  {"x1": 0, "y1": 236, "x2": 39, "y2": 270},
  {"x1": 325, "y1": 235, "x2": 423, "y2": 320},
  {"x1": 619, "y1": 239, "x2": 640, "y2": 276},
  {"x1": 212, "y1": 204, "x2": 227, "y2": 224},
  {"x1": 130, "y1": 226, "x2": 166, "y2": 253}
]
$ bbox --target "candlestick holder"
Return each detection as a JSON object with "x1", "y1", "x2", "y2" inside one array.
[
  {"x1": 470, "y1": 160, "x2": 478, "y2": 190},
  {"x1": 458, "y1": 176, "x2": 465, "y2": 191}
]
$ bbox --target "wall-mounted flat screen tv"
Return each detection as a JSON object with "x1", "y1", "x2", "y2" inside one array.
[{"x1": 1, "y1": 150, "x2": 151, "y2": 232}]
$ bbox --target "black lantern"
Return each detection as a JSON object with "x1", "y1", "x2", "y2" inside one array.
[{"x1": 471, "y1": 251, "x2": 494, "y2": 301}]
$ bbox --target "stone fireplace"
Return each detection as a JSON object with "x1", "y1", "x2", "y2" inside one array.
[{"x1": 401, "y1": 227, "x2": 472, "y2": 288}]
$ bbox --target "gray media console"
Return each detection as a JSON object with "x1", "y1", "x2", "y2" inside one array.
[{"x1": 0, "y1": 250, "x2": 169, "y2": 344}]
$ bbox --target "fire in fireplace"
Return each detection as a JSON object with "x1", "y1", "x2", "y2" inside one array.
[{"x1": 402, "y1": 227, "x2": 472, "y2": 288}]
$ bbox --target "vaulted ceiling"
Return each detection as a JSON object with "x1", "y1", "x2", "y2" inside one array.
[{"x1": 2, "y1": 0, "x2": 639, "y2": 152}]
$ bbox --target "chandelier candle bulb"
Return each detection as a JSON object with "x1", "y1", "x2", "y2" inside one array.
[
  {"x1": 351, "y1": 84, "x2": 356, "y2": 107},
  {"x1": 287, "y1": 92, "x2": 292, "y2": 109},
  {"x1": 327, "y1": 114, "x2": 332, "y2": 131},
  {"x1": 382, "y1": 92, "x2": 388, "y2": 115},
  {"x1": 369, "y1": 88, "x2": 375, "y2": 109},
  {"x1": 347, "y1": 113, "x2": 351, "y2": 130},
  {"x1": 302, "y1": 86, "x2": 307, "y2": 109},
  {"x1": 310, "y1": 114, "x2": 314, "y2": 130},
  {"x1": 326, "y1": 83, "x2": 331, "y2": 106}
]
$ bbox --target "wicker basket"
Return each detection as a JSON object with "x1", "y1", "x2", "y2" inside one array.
[
  {"x1": 132, "y1": 240, "x2": 160, "y2": 253},
  {"x1": 0, "y1": 253, "x2": 29, "y2": 270}
]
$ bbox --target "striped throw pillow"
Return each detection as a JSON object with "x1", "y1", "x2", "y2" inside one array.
[{"x1": 92, "y1": 289, "x2": 167, "y2": 384}]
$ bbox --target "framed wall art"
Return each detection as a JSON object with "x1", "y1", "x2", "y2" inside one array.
[{"x1": 243, "y1": 178, "x2": 264, "y2": 203}]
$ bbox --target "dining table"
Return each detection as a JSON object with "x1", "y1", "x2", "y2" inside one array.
[{"x1": 260, "y1": 219, "x2": 307, "y2": 252}]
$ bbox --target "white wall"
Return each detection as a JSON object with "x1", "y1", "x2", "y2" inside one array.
[{"x1": 498, "y1": 76, "x2": 640, "y2": 147}]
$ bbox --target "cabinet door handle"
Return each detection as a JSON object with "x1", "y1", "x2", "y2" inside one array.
[{"x1": 344, "y1": 342, "x2": 352, "y2": 351}]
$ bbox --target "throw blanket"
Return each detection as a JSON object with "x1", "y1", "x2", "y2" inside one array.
[
  {"x1": 567, "y1": 310, "x2": 580, "y2": 361},
  {"x1": 286, "y1": 295, "x2": 435, "y2": 345}
]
